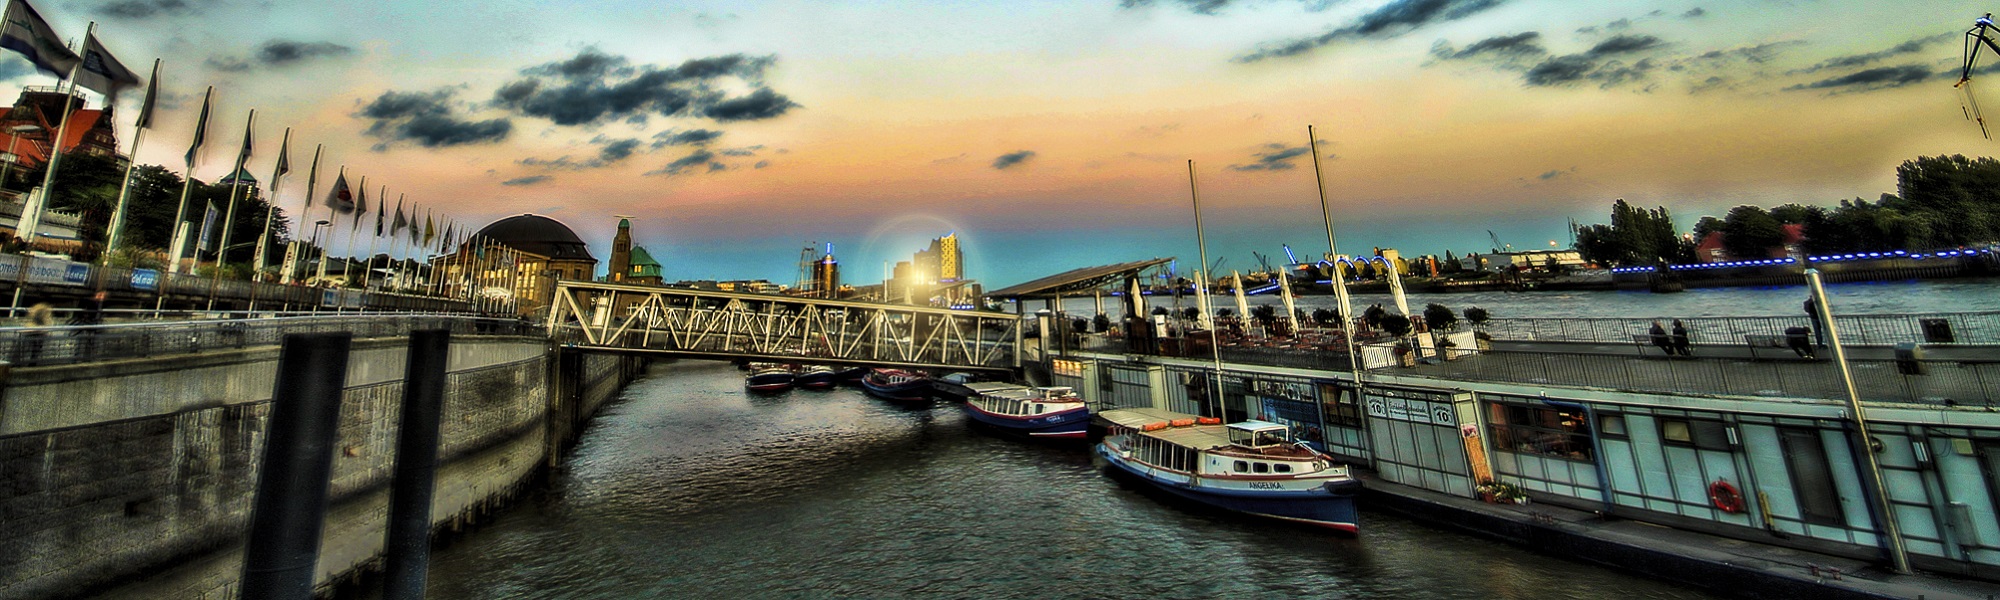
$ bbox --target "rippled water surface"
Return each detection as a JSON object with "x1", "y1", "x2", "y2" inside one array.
[{"x1": 419, "y1": 361, "x2": 1716, "y2": 599}]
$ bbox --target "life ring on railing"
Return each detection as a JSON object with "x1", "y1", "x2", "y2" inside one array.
[{"x1": 1709, "y1": 479, "x2": 1745, "y2": 514}]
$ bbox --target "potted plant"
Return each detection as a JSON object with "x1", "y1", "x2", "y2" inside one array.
[{"x1": 1476, "y1": 479, "x2": 1529, "y2": 504}]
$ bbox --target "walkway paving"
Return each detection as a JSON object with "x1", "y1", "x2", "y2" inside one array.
[{"x1": 1362, "y1": 473, "x2": 2000, "y2": 600}]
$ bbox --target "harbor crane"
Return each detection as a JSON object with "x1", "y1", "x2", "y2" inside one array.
[{"x1": 1958, "y1": 13, "x2": 2000, "y2": 138}]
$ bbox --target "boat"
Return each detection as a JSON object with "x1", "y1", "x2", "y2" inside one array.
[
  {"x1": 833, "y1": 365, "x2": 869, "y2": 383},
  {"x1": 930, "y1": 372, "x2": 981, "y2": 402},
  {"x1": 796, "y1": 365, "x2": 837, "y2": 390},
  {"x1": 745, "y1": 363, "x2": 795, "y2": 392},
  {"x1": 963, "y1": 385, "x2": 1089, "y2": 439},
  {"x1": 861, "y1": 368, "x2": 934, "y2": 402},
  {"x1": 1096, "y1": 408, "x2": 1361, "y2": 533}
]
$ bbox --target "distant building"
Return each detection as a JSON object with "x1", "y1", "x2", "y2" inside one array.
[
  {"x1": 811, "y1": 251, "x2": 838, "y2": 297},
  {"x1": 433, "y1": 214, "x2": 598, "y2": 317},
  {"x1": 626, "y1": 246, "x2": 663, "y2": 284},
  {"x1": 915, "y1": 232, "x2": 963, "y2": 282},
  {"x1": 1460, "y1": 249, "x2": 1585, "y2": 272}
]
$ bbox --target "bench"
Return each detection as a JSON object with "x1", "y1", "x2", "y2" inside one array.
[
  {"x1": 1632, "y1": 334, "x2": 1670, "y2": 356},
  {"x1": 1744, "y1": 334, "x2": 1788, "y2": 360}
]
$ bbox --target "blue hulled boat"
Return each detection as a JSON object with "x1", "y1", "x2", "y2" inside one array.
[
  {"x1": 963, "y1": 385, "x2": 1089, "y2": 439},
  {"x1": 745, "y1": 363, "x2": 795, "y2": 393},
  {"x1": 1097, "y1": 410, "x2": 1361, "y2": 533},
  {"x1": 861, "y1": 368, "x2": 934, "y2": 402},
  {"x1": 796, "y1": 365, "x2": 837, "y2": 390}
]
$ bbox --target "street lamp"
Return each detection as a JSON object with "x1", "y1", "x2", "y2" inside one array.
[{"x1": 1, "y1": 124, "x2": 42, "y2": 193}]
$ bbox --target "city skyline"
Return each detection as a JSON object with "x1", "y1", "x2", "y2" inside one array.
[{"x1": 2, "y1": 0, "x2": 1989, "y2": 287}]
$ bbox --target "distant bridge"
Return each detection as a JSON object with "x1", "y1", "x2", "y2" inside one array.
[{"x1": 544, "y1": 280, "x2": 1021, "y2": 372}]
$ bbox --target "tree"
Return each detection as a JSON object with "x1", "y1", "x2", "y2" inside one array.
[
  {"x1": 1574, "y1": 199, "x2": 1684, "y2": 267},
  {"x1": 1720, "y1": 205, "x2": 1785, "y2": 259},
  {"x1": 1894, "y1": 155, "x2": 2000, "y2": 247},
  {"x1": 1379, "y1": 314, "x2": 1412, "y2": 337},
  {"x1": 1423, "y1": 303, "x2": 1457, "y2": 331},
  {"x1": 1463, "y1": 306, "x2": 1490, "y2": 325}
]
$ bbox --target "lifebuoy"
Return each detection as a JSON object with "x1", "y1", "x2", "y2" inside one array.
[{"x1": 1709, "y1": 479, "x2": 1745, "y2": 514}]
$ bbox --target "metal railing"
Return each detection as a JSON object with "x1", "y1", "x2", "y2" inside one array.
[
  {"x1": 0, "y1": 253, "x2": 472, "y2": 315},
  {"x1": 1068, "y1": 328, "x2": 2000, "y2": 407},
  {"x1": 1410, "y1": 346, "x2": 1998, "y2": 407},
  {"x1": 1472, "y1": 312, "x2": 2000, "y2": 347},
  {"x1": 0, "y1": 314, "x2": 538, "y2": 368}
]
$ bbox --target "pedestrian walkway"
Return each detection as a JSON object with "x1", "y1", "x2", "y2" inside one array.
[
  {"x1": 1361, "y1": 473, "x2": 2000, "y2": 600},
  {"x1": 1399, "y1": 340, "x2": 1999, "y2": 406}
]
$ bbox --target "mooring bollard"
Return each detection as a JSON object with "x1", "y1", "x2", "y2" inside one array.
[
  {"x1": 240, "y1": 332, "x2": 353, "y2": 600},
  {"x1": 384, "y1": 329, "x2": 451, "y2": 600}
]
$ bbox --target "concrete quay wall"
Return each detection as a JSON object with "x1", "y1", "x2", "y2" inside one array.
[{"x1": 0, "y1": 338, "x2": 643, "y2": 600}]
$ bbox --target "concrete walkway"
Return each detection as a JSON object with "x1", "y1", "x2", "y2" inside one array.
[{"x1": 1361, "y1": 473, "x2": 2000, "y2": 600}]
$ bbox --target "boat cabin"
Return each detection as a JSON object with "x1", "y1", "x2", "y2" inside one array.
[
  {"x1": 975, "y1": 386, "x2": 1083, "y2": 417},
  {"x1": 1227, "y1": 420, "x2": 1294, "y2": 449}
]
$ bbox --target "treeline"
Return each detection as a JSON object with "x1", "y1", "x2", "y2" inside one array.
[
  {"x1": 11, "y1": 152, "x2": 288, "y2": 267},
  {"x1": 1573, "y1": 155, "x2": 2000, "y2": 267}
]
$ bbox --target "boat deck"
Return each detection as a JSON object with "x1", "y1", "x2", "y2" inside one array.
[{"x1": 1098, "y1": 408, "x2": 1199, "y2": 429}]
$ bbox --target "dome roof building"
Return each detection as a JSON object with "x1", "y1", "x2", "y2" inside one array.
[{"x1": 433, "y1": 213, "x2": 599, "y2": 318}]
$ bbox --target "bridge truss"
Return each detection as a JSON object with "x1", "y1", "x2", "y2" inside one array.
[{"x1": 546, "y1": 280, "x2": 1021, "y2": 372}]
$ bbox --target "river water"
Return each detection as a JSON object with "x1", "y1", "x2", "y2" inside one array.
[
  {"x1": 1056, "y1": 276, "x2": 2000, "y2": 319},
  {"x1": 417, "y1": 360, "x2": 1716, "y2": 599}
]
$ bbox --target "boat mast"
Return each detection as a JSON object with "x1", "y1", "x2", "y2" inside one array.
[{"x1": 1188, "y1": 160, "x2": 1226, "y2": 421}]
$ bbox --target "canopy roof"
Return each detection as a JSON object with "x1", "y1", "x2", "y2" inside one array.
[{"x1": 983, "y1": 257, "x2": 1172, "y2": 300}]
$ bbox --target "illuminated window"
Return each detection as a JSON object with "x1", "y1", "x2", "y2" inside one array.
[{"x1": 1487, "y1": 402, "x2": 1594, "y2": 461}]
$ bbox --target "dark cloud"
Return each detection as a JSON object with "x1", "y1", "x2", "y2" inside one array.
[
  {"x1": 1784, "y1": 64, "x2": 1932, "y2": 92},
  {"x1": 1524, "y1": 55, "x2": 1596, "y2": 86},
  {"x1": 358, "y1": 90, "x2": 513, "y2": 149},
  {"x1": 1120, "y1": 0, "x2": 1330, "y2": 15},
  {"x1": 1538, "y1": 169, "x2": 1568, "y2": 180},
  {"x1": 719, "y1": 145, "x2": 764, "y2": 157},
  {"x1": 1432, "y1": 32, "x2": 1545, "y2": 61},
  {"x1": 652, "y1": 128, "x2": 723, "y2": 148},
  {"x1": 1587, "y1": 34, "x2": 1663, "y2": 57},
  {"x1": 598, "y1": 139, "x2": 643, "y2": 163},
  {"x1": 1790, "y1": 33, "x2": 1952, "y2": 75},
  {"x1": 493, "y1": 49, "x2": 794, "y2": 127},
  {"x1": 258, "y1": 41, "x2": 354, "y2": 65},
  {"x1": 1229, "y1": 143, "x2": 1315, "y2": 171},
  {"x1": 518, "y1": 138, "x2": 646, "y2": 171},
  {"x1": 1236, "y1": 0, "x2": 1506, "y2": 63},
  {"x1": 754, "y1": 160, "x2": 771, "y2": 169},
  {"x1": 502, "y1": 175, "x2": 551, "y2": 186},
  {"x1": 1682, "y1": 7, "x2": 1705, "y2": 18},
  {"x1": 703, "y1": 88, "x2": 800, "y2": 122},
  {"x1": 648, "y1": 149, "x2": 724, "y2": 177},
  {"x1": 98, "y1": 0, "x2": 199, "y2": 19},
  {"x1": 992, "y1": 150, "x2": 1036, "y2": 170},
  {"x1": 204, "y1": 57, "x2": 251, "y2": 72}
]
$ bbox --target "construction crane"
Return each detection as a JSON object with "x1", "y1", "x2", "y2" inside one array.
[
  {"x1": 1958, "y1": 13, "x2": 2000, "y2": 138},
  {"x1": 1251, "y1": 251, "x2": 1273, "y2": 274},
  {"x1": 1487, "y1": 230, "x2": 1512, "y2": 254}
]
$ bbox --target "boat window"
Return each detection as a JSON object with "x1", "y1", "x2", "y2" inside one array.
[
  {"x1": 1034, "y1": 404, "x2": 1045, "y2": 414},
  {"x1": 1233, "y1": 460, "x2": 1249, "y2": 473},
  {"x1": 1274, "y1": 463, "x2": 1292, "y2": 474},
  {"x1": 1253, "y1": 462, "x2": 1270, "y2": 473}
]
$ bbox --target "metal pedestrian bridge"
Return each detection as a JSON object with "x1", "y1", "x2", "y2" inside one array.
[{"x1": 544, "y1": 280, "x2": 1021, "y2": 372}]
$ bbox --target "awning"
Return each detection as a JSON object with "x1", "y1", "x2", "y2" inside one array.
[{"x1": 982, "y1": 257, "x2": 1173, "y2": 300}]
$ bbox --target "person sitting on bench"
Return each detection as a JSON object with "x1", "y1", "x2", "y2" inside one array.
[{"x1": 1784, "y1": 326, "x2": 1816, "y2": 359}]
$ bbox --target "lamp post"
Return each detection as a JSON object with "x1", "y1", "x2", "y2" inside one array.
[{"x1": 1, "y1": 124, "x2": 42, "y2": 193}]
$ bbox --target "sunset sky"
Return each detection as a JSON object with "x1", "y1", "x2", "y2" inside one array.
[{"x1": 6, "y1": 0, "x2": 1992, "y2": 287}]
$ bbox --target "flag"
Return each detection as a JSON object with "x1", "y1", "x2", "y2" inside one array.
[
  {"x1": 184, "y1": 87, "x2": 212, "y2": 168},
  {"x1": 423, "y1": 214, "x2": 435, "y2": 246},
  {"x1": 74, "y1": 32, "x2": 141, "y2": 99},
  {"x1": 196, "y1": 201, "x2": 219, "y2": 251},
  {"x1": 133, "y1": 59, "x2": 160, "y2": 129},
  {"x1": 391, "y1": 199, "x2": 408, "y2": 237},
  {"x1": 439, "y1": 223, "x2": 453, "y2": 250},
  {"x1": 302, "y1": 146, "x2": 321, "y2": 209},
  {"x1": 374, "y1": 193, "x2": 385, "y2": 236},
  {"x1": 271, "y1": 128, "x2": 290, "y2": 182},
  {"x1": 0, "y1": 0, "x2": 80, "y2": 78},
  {"x1": 325, "y1": 171, "x2": 353, "y2": 213},
  {"x1": 230, "y1": 110, "x2": 254, "y2": 177},
  {"x1": 351, "y1": 180, "x2": 368, "y2": 229}
]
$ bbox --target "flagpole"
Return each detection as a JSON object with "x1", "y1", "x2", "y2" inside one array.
[
  {"x1": 205, "y1": 110, "x2": 254, "y2": 312},
  {"x1": 391, "y1": 196, "x2": 410, "y2": 293},
  {"x1": 1187, "y1": 159, "x2": 1226, "y2": 421},
  {"x1": 165, "y1": 86, "x2": 212, "y2": 282},
  {"x1": 9, "y1": 22, "x2": 91, "y2": 316},
  {"x1": 250, "y1": 127, "x2": 289, "y2": 283},
  {"x1": 102, "y1": 58, "x2": 161, "y2": 270},
  {"x1": 1307, "y1": 124, "x2": 1367, "y2": 399},
  {"x1": 337, "y1": 175, "x2": 365, "y2": 312},
  {"x1": 15, "y1": 21, "x2": 90, "y2": 248},
  {"x1": 361, "y1": 185, "x2": 384, "y2": 291},
  {"x1": 281, "y1": 144, "x2": 320, "y2": 286}
]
